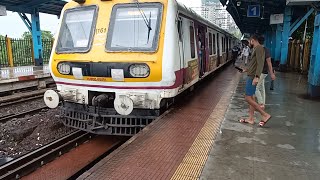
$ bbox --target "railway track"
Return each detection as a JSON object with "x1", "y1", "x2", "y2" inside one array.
[
  {"x1": 0, "y1": 106, "x2": 48, "y2": 123},
  {"x1": 0, "y1": 130, "x2": 91, "y2": 180},
  {"x1": 0, "y1": 95, "x2": 44, "y2": 108}
]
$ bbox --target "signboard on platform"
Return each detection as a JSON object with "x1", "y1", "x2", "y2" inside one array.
[
  {"x1": 270, "y1": 14, "x2": 284, "y2": 24},
  {"x1": 0, "y1": 6, "x2": 6, "y2": 16},
  {"x1": 247, "y1": 5, "x2": 260, "y2": 17}
]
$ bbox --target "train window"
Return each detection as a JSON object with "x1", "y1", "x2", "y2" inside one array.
[
  {"x1": 209, "y1": 33, "x2": 213, "y2": 55},
  {"x1": 222, "y1": 37, "x2": 224, "y2": 52},
  {"x1": 213, "y1": 34, "x2": 216, "y2": 54},
  {"x1": 226, "y1": 38, "x2": 228, "y2": 51},
  {"x1": 56, "y1": 5, "x2": 98, "y2": 53},
  {"x1": 189, "y1": 26, "x2": 195, "y2": 58},
  {"x1": 223, "y1": 38, "x2": 226, "y2": 52},
  {"x1": 106, "y1": 3, "x2": 163, "y2": 52},
  {"x1": 177, "y1": 18, "x2": 183, "y2": 42}
]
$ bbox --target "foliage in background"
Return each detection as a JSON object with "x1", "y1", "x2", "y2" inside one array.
[
  {"x1": 292, "y1": 11, "x2": 315, "y2": 40},
  {"x1": 0, "y1": 31, "x2": 54, "y2": 67},
  {"x1": 22, "y1": 30, "x2": 54, "y2": 40},
  {"x1": 232, "y1": 30, "x2": 242, "y2": 39}
]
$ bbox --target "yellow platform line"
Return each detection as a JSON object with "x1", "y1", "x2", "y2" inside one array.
[{"x1": 171, "y1": 73, "x2": 241, "y2": 179}]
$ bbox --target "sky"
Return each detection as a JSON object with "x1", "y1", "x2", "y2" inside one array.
[{"x1": 0, "y1": 0, "x2": 200, "y2": 38}]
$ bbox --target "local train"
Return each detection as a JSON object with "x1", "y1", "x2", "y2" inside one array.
[{"x1": 44, "y1": 0, "x2": 238, "y2": 136}]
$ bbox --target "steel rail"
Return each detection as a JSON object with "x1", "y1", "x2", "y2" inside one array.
[
  {"x1": 0, "y1": 130, "x2": 91, "y2": 180},
  {"x1": 0, "y1": 106, "x2": 48, "y2": 123},
  {"x1": 0, "y1": 95, "x2": 43, "y2": 108}
]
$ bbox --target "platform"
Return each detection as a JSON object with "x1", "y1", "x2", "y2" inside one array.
[
  {"x1": 78, "y1": 65, "x2": 320, "y2": 180},
  {"x1": 0, "y1": 65, "x2": 53, "y2": 93}
]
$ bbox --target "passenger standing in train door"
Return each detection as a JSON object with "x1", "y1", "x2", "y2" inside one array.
[
  {"x1": 239, "y1": 34, "x2": 271, "y2": 127},
  {"x1": 198, "y1": 35, "x2": 204, "y2": 77}
]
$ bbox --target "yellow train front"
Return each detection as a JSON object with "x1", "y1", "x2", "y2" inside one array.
[{"x1": 44, "y1": 0, "x2": 237, "y2": 136}]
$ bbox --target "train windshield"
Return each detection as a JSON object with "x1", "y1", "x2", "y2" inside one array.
[
  {"x1": 106, "y1": 3, "x2": 163, "y2": 52},
  {"x1": 56, "y1": 6, "x2": 97, "y2": 53}
]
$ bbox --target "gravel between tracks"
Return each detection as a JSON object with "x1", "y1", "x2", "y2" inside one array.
[
  {"x1": 0, "y1": 106, "x2": 74, "y2": 159},
  {"x1": 0, "y1": 98, "x2": 45, "y2": 117}
]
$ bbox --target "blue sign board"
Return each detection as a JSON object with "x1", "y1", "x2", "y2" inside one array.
[{"x1": 247, "y1": 5, "x2": 260, "y2": 17}]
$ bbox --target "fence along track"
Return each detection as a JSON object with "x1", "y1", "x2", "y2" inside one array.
[{"x1": 0, "y1": 37, "x2": 53, "y2": 67}]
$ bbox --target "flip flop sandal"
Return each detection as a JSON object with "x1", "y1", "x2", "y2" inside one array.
[
  {"x1": 259, "y1": 117, "x2": 271, "y2": 127},
  {"x1": 239, "y1": 118, "x2": 254, "y2": 124}
]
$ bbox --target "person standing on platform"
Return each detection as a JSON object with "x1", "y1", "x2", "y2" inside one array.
[
  {"x1": 242, "y1": 43, "x2": 250, "y2": 66},
  {"x1": 232, "y1": 45, "x2": 240, "y2": 66},
  {"x1": 255, "y1": 36, "x2": 276, "y2": 109},
  {"x1": 239, "y1": 34, "x2": 271, "y2": 127}
]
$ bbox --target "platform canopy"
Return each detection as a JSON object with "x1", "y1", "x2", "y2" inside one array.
[
  {"x1": 0, "y1": 0, "x2": 67, "y2": 16},
  {"x1": 219, "y1": 0, "x2": 317, "y2": 34}
]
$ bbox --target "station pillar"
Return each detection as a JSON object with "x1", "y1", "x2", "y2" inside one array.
[
  {"x1": 308, "y1": 11, "x2": 320, "y2": 97},
  {"x1": 264, "y1": 30, "x2": 271, "y2": 49},
  {"x1": 31, "y1": 8, "x2": 43, "y2": 66},
  {"x1": 274, "y1": 24, "x2": 282, "y2": 65},
  {"x1": 280, "y1": 6, "x2": 292, "y2": 71},
  {"x1": 270, "y1": 26, "x2": 276, "y2": 60}
]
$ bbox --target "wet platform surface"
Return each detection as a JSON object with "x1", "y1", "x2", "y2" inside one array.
[
  {"x1": 78, "y1": 64, "x2": 320, "y2": 180},
  {"x1": 0, "y1": 65, "x2": 50, "y2": 81},
  {"x1": 201, "y1": 72, "x2": 320, "y2": 180},
  {"x1": 78, "y1": 64, "x2": 240, "y2": 180}
]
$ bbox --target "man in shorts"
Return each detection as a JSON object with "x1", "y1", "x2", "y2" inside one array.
[{"x1": 239, "y1": 34, "x2": 271, "y2": 127}]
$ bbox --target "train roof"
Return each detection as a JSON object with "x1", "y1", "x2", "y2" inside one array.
[{"x1": 176, "y1": 1, "x2": 236, "y2": 39}]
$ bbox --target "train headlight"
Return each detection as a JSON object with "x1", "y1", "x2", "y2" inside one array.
[
  {"x1": 129, "y1": 64, "x2": 150, "y2": 78},
  {"x1": 57, "y1": 63, "x2": 71, "y2": 75}
]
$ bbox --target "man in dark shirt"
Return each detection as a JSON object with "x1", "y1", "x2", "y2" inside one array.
[
  {"x1": 239, "y1": 34, "x2": 271, "y2": 127},
  {"x1": 232, "y1": 45, "x2": 240, "y2": 65}
]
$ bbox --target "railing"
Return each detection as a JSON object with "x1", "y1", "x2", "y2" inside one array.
[
  {"x1": 0, "y1": 37, "x2": 9, "y2": 67},
  {"x1": 11, "y1": 38, "x2": 34, "y2": 66},
  {"x1": 287, "y1": 39, "x2": 312, "y2": 74},
  {"x1": 0, "y1": 37, "x2": 54, "y2": 67},
  {"x1": 42, "y1": 39, "x2": 54, "y2": 64}
]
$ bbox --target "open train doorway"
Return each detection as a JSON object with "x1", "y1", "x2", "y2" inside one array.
[{"x1": 197, "y1": 26, "x2": 206, "y2": 77}]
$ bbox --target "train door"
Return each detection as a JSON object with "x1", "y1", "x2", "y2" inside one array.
[
  {"x1": 226, "y1": 37, "x2": 229, "y2": 61},
  {"x1": 177, "y1": 17, "x2": 185, "y2": 89},
  {"x1": 216, "y1": 33, "x2": 220, "y2": 66},
  {"x1": 197, "y1": 26, "x2": 206, "y2": 77}
]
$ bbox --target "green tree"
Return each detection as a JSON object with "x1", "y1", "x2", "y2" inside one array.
[
  {"x1": 22, "y1": 30, "x2": 54, "y2": 40},
  {"x1": 232, "y1": 30, "x2": 242, "y2": 39},
  {"x1": 292, "y1": 11, "x2": 315, "y2": 40}
]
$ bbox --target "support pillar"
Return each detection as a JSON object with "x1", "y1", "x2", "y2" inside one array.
[
  {"x1": 31, "y1": 8, "x2": 43, "y2": 66},
  {"x1": 280, "y1": 6, "x2": 292, "y2": 71},
  {"x1": 265, "y1": 30, "x2": 271, "y2": 50},
  {"x1": 270, "y1": 26, "x2": 276, "y2": 60},
  {"x1": 275, "y1": 24, "x2": 282, "y2": 66},
  {"x1": 308, "y1": 11, "x2": 320, "y2": 97}
]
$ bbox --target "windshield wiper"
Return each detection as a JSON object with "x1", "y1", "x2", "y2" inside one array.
[
  {"x1": 134, "y1": 0, "x2": 152, "y2": 43},
  {"x1": 147, "y1": 12, "x2": 152, "y2": 43}
]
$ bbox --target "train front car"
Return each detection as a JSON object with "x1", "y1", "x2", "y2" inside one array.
[{"x1": 44, "y1": 0, "x2": 179, "y2": 136}]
